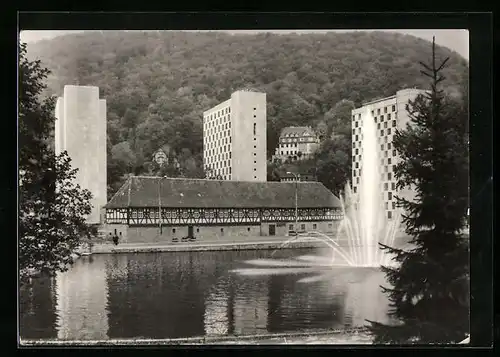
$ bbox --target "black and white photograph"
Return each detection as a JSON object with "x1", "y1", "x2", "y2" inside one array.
[{"x1": 18, "y1": 13, "x2": 484, "y2": 346}]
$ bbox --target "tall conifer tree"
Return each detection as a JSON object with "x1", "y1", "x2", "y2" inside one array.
[{"x1": 367, "y1": 37, "x2": 469, "y2": 344}]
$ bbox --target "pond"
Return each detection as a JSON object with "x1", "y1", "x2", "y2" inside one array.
[{"x1": 19, "y1": 248, "x2": 392, "y2": 341}]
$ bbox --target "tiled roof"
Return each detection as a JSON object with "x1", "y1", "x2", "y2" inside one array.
[
  {"x1": 105, "y1": 176, "x2": 341, "y2": 209},
  {"x1": 280, "y1": 173, "x2": 317, "y2": 180},
  {"x1": 280, "y1": 126, "x2": 316, "y2": 138}
]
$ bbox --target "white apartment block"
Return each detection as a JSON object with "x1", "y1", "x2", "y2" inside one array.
[
  {"x1": 203, "y1": 90, "x2": 267, "y2": 182},
  {"x1": 351, "y1": 88, "x2": 427, "y2": 220},
  {"x1": 55, "y1": 85, "x2": 107, "y2": 224}
]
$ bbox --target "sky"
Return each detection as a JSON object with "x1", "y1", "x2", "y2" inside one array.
[{"x1": 19, "y1": 29, "x2": 469, "y2": 60}]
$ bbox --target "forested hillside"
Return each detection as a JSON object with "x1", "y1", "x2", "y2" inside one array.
[{"x1": 25, "y1": 31, "x2": 469, "y2": 197}]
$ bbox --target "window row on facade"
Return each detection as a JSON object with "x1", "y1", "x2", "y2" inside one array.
[
  {"x1": 205, "y1": 144, "x2": 232, "y2": 160},
  {"x1": 353, "y1": 170, "x2": 394, "y2": 182},
  {"x1": 370, "y1": 105, "x2": 397, "y2": 117},
  {"x1": 204, "y1": 106, "x2": 231, "y2": 124},
  {"x1": 280, "y1": 142, "x2": 299, "y2": 148},
  {"x1": 205, "y1": 128, "x2": 231, "y2": 146},
  {"x1": 351, "y1": 105, "x2": 397, "y2": 128},
  {"x1": 106, "y1": 207, "x2": 344, "y2": 225},
  {"x1": 164, "y1": 222, "x2": 336, "y2": 235},
  {"x1": 351, "y1": 185, "x2": 395, "y2": 202},
  {"x1": 352, "y1": 134, "x2": 392, "y2": 149},
  {"x1": 280, "y1": 137, "x2": 317, "y2": 143},
  {"x1": 205, "y1": 151, "x2": 231, "y2": 164}
]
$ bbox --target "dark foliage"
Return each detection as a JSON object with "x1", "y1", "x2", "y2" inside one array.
[
  {"x1": 366, "y1": 37, "x2": 469, "y2": 344},
  {"x1": 19, "y1": 42, "x2": 93, "y2": 283},
  {"x1": 26, "y1": 31, "x2": 468, "y2": 196}
]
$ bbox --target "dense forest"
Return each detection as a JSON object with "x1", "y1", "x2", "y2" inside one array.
[{"x1": 25, "y1": 31, "x2": 469, "y2": 198}]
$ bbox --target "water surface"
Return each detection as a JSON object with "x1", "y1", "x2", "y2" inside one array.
[{"x1": 19, "y1": 248, "x2": 391, "y2": 340}]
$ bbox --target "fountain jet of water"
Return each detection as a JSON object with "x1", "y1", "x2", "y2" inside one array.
[
  {"x1": 257, "y1": 107, "x2": 401, "y2": 271},
  {"x1": 334, "y1": 108, "x2": 401, "y2": 267},
  {"x1": 272, "y1": 233, "x2": 356, "y2": 266}
]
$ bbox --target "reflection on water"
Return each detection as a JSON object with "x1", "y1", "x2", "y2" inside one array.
[
  {"x1": 19, "y1": 248, "x2": 391, "y2": 340},
  {"x1": 56, "y1": 256, "x2": 109, "y2": 340},
  {"x1": 204, "y1": 278, "x2": 230, "y2": 336},
  {"x1": 233, "y1": 277, "x2": 269, "y2": 335},
  {"x1": 19, "y1": 276, "x2": 57, "y2": 339}
]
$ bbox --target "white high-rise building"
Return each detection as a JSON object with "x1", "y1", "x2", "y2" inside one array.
[
  {"x1": 203, "y1": 90, "x2": 267, "y2": 182},
  {"x1": 55, "y1": 85, "x2": 107, "y2": 224},
  {"x1": 351, "y1": 88, "x2": 427, "y2": 220}
]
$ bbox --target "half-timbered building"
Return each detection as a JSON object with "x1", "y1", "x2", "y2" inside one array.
[{"x1": 104, "y1": 176, "x2": 343, "y2": 244}]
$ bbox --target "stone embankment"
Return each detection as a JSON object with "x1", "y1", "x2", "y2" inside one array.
[
  {"x1": 88, "y1": 232, "x2": 412, "y2": 254},
  {"x1": 91, "y1": 237, "x2": 324, "y2": 254},
  {"x1": 20, "y1": 327, "x2": 373, "y2": 346}
]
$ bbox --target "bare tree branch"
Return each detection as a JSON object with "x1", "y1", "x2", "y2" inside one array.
[
  {"x1": 418, "y1": 61, "x2": 433, "y2": 73},
  {"x1": 437, "y1": 57, "x2": 450, "y2": 72}
]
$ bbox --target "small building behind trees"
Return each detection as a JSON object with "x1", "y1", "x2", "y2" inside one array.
[{"x1": 272, "y1": 126, "x2": 320, "y2": 163}]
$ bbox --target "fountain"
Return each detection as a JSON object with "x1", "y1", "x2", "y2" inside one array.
[
  {"x1": 337, "y1": 106, "x2": 401, "y2": 266},
  {"x1": 233, "y1": 108, "x2": 401, "y2": 277}
]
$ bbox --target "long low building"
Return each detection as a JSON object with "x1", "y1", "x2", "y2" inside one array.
[{"x1": 103, "y1": 176, "x2": 343, "y2": 243}]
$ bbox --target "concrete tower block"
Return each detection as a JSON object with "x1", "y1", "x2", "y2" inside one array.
[
  {"x1": 231, "y1": 90, "x2": 267, "y2": 182},
  {"x1": 98, "y1": 99, "x2": 107, "y2": 213},
  {"x1": 56, "y1": 85, "x2": 107, "y2": 224},
  {"x1": 54, "y1": 97, "x2": 65, "y2": 155}
]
